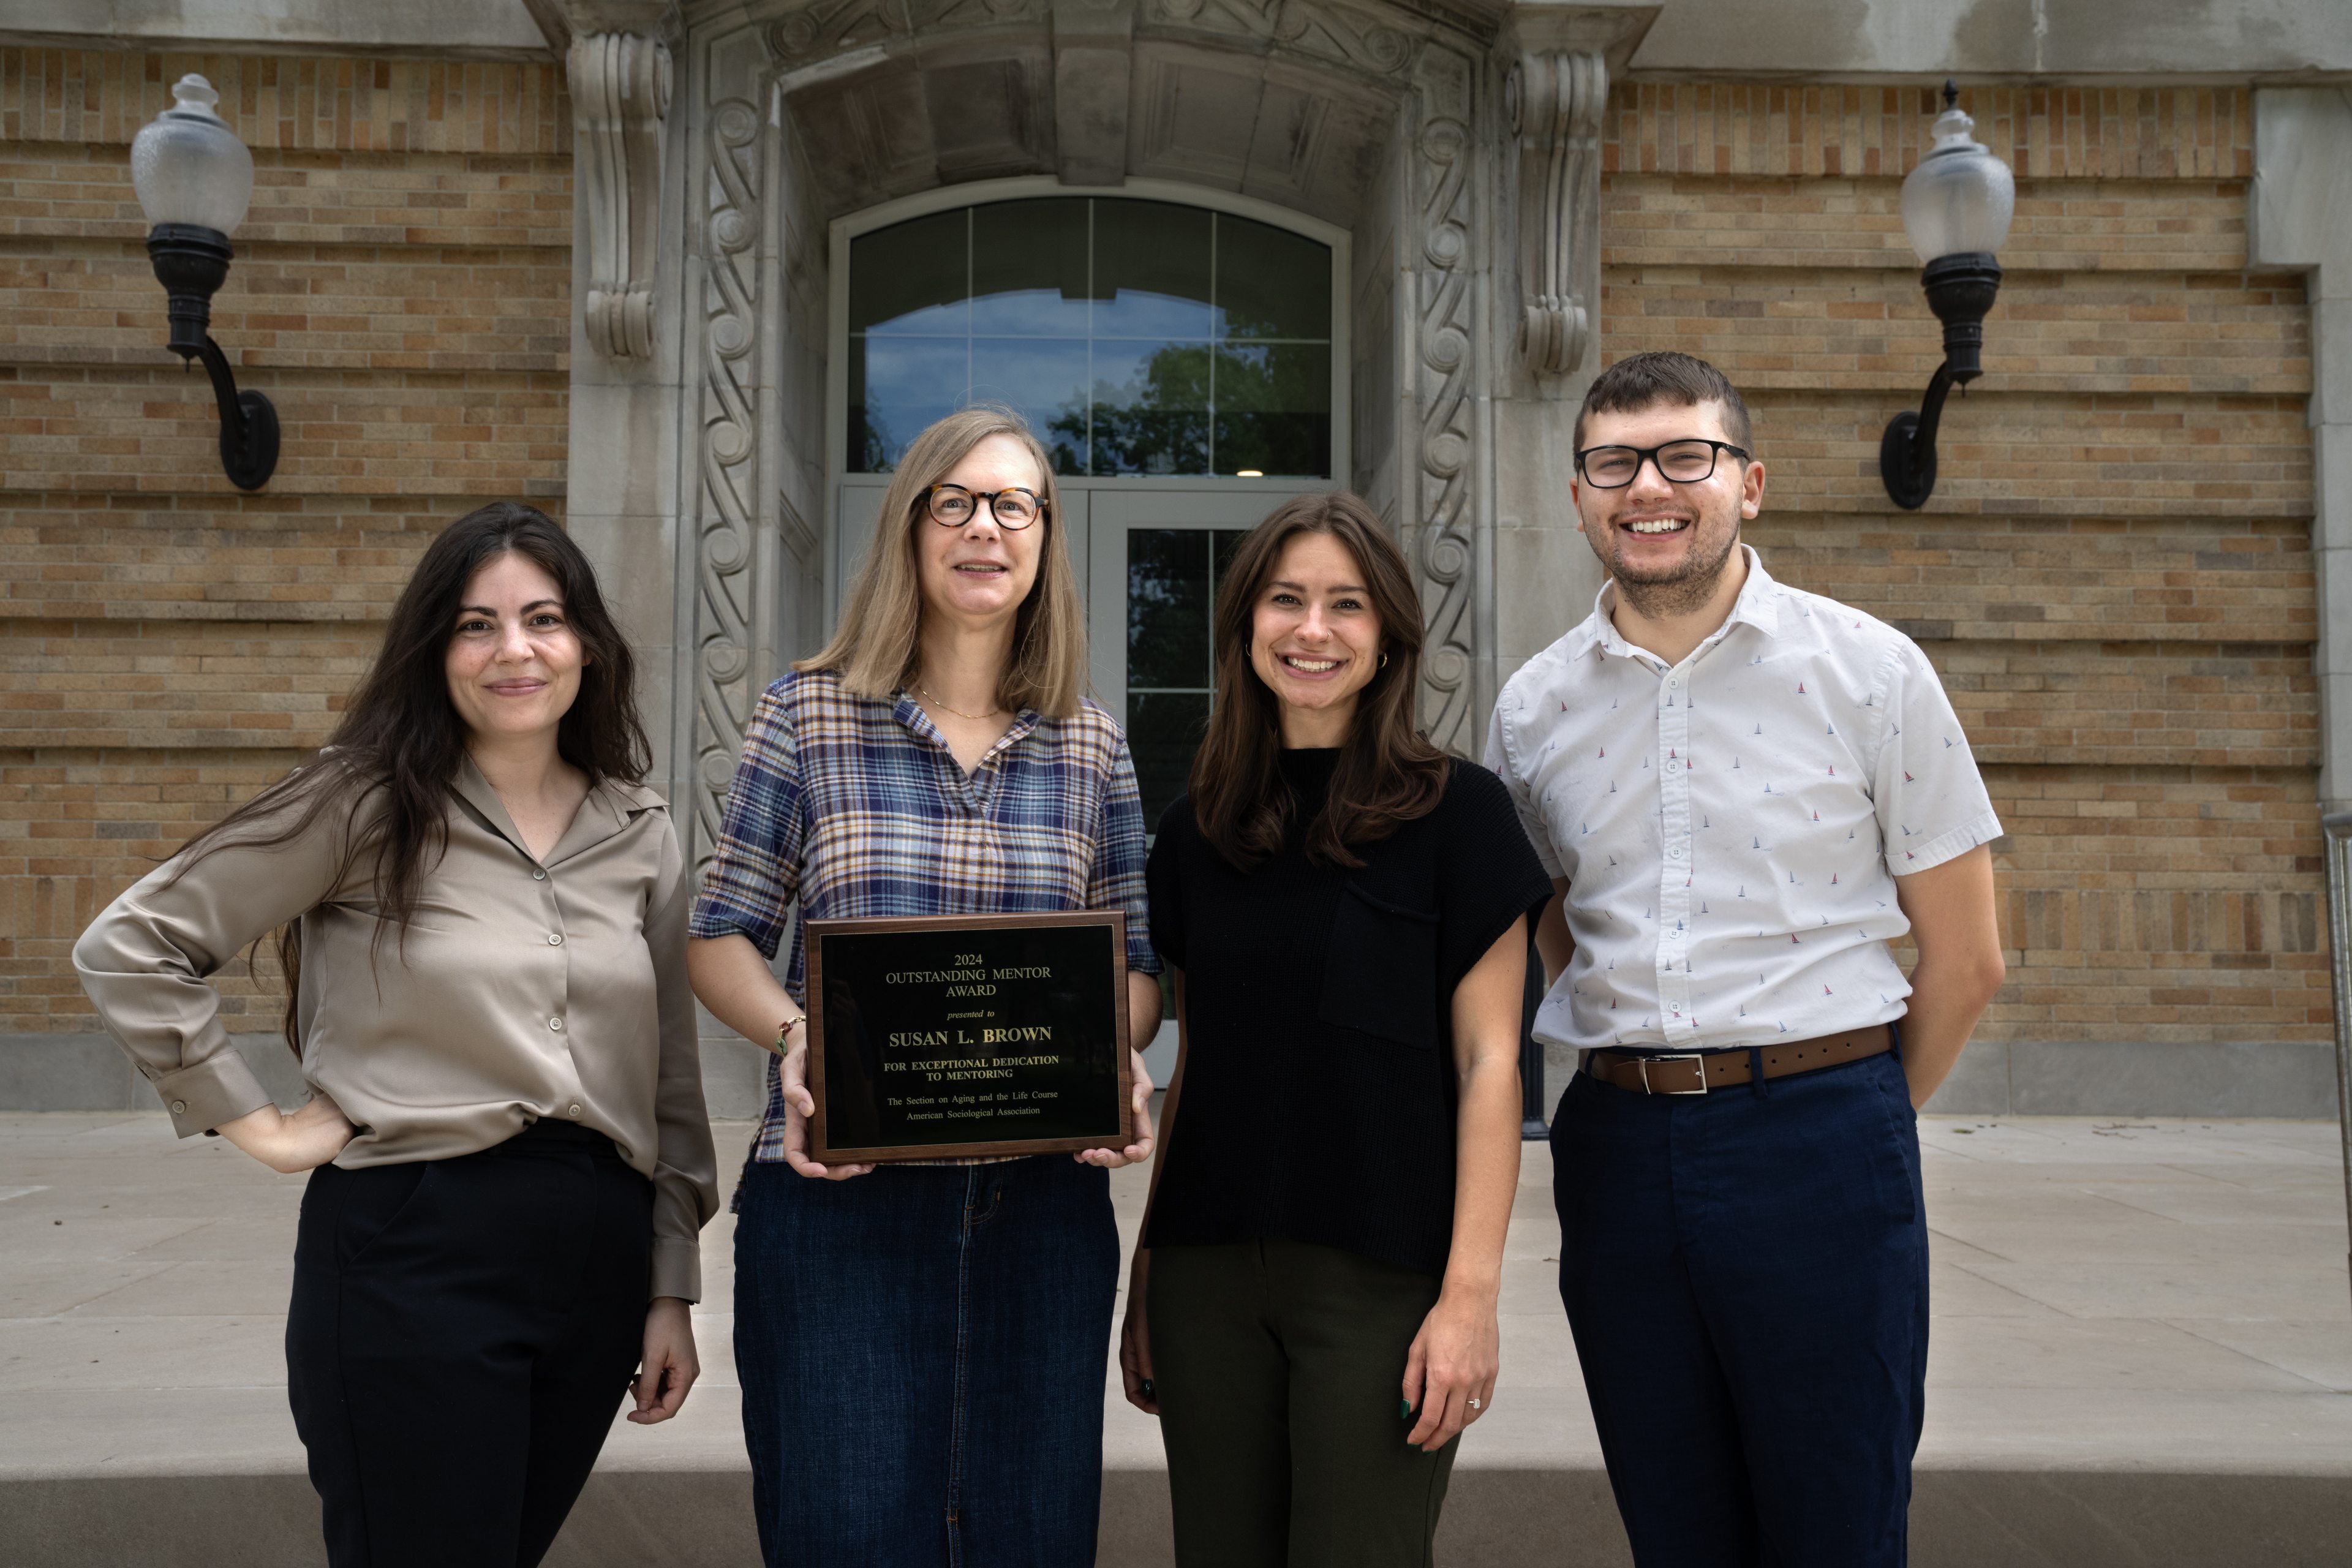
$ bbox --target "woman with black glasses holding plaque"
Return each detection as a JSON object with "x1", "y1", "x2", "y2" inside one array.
[
  {"x1": 1120, "y1": 491, "x2": 1552, "y2": 1566},
  {"x1": 687, "y1": 407, "x2": 1164, "y2": 1567}
]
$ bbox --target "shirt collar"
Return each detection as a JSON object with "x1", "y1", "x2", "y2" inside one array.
[
  {"x1": 893, "y1": 691, "x2": 1042, "y2": 769},
  {"x1": 1569, "y1": 543, "x2": 1785, "y2": 666},
  {"x1": 452, "y1": 753, "x2": 664, "y2": 869}
]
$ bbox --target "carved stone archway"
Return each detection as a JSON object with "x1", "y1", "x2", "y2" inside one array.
[{"x1": 549, "y1": 0, "x2": 1660, "y2": 875}]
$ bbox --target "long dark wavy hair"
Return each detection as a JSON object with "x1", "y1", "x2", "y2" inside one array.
[
  {"x1": 1189, "y1": 491, "x2": 1449, "y2": 870},
  {"x1": 167, "y1": 502, "x2": 650, "y2": 1054}
]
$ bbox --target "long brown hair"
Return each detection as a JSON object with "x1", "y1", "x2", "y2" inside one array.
[
  {"x1": 1189, "y1": 492, "x2": 1449, "y2": 870},
  {"x1": 164, "y1": 502, "x2": 650, "y2": 1054},
  {"x1": 802, "y1": 406, "x2": 1087, "y2": 718}
]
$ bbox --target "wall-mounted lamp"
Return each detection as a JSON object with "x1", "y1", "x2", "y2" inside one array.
[
  {"x1": 130, "y1": 75, "x2": 277, "y2": 491},
  {"x1": 1881, "y1": 81, "x2": 2015, "y2": 511}
]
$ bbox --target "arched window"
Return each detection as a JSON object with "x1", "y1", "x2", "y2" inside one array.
[{"x1": 848, "y1": 197, "x2": 1333, "y2": 479}]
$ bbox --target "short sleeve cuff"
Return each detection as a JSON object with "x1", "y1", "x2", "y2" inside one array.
[
  {"x1": 151, "y1": 1047, "x2": 276, "y2": 1139},
  {"x1": 650, "y1": 1236, "x2": 702, "y2": 1303},
  {"x1": 1525, "y1": 833, "x2": 1565, "y2": 878},
  {"x1": 1890, "y1": 810, "x2": 2003, "y2": 876},
  {"x1": 687, "y1": 905, "x2": 783, "y2": 960}
]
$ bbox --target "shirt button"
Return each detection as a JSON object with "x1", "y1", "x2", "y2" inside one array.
[
  {"x1": 548, "y1": 933, "x2": 564, "y2": 946},
  {"x1": 1667, "y1": 843, "x2": 1684, "y2": 858},
  {"x1": 549, "y1": 1016, "x2": 565, "y2": 1032},
  {"x1": 532, "y1": 869, "x2": 548, "y2": 881},
  {"x1": 567, "y1": 1104, "x2": 582, "y2": 1118},
  {"x1": 1667, "y1": 759, "x2": 1681, "y2": 772},
  {"x1": 1668, "y1": 676, "x2": 1679, "y2": 688}
]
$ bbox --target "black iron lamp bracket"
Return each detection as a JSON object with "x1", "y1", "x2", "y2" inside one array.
[
  {"x1": 146, "y1": 223, "x2": 279, "y2": 491},
  {"x1": 1880, "y1": 252, "x2": 2002, "y2": 511}
]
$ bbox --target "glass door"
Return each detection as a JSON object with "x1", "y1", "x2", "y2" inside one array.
[{"x1": 1088, "y1": 487, "x2": 1289, "y2": 1082}]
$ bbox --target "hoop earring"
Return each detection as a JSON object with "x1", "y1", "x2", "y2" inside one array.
[{"x1": 1380, "y1": 652, "x2": 1390, "y2": 669}]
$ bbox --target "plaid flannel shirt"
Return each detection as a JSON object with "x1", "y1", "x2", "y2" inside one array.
[{"x1": 690, "y1": 669, "x2": 1161, "y2": 1174}]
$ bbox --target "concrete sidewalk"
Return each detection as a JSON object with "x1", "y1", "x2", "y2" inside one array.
[{"x1": 4, "y1": 1112, "x2": 2349, "y2": 1566}]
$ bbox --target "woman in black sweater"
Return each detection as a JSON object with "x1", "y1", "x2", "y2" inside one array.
[{"x1": 1122, "y1": 491, "x2": 1552, "y2": 1566}]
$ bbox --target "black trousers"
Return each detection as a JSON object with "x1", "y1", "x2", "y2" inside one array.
[
  {"x1": 1149, "y1": 1240, "x2": 1453, "y2": 1568},
  {"x1": 287, "y1": 1121, "x2": 654, "y2": 1568}
]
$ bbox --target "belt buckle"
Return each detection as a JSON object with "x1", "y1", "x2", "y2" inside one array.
[{"x1": 1638, "y1": 1052, "x2": 1709, "y2": 1096}]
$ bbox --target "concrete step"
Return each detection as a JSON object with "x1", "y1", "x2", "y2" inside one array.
[{"x1": 9, "y1": 1465, "x2": 2352, "y2": 1567}]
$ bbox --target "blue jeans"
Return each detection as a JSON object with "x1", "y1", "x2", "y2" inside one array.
[
  {"x1": 1553, "y1": 1046, "x2": 1928, "y2": 1568},
  {"x1": 734, "y1": 1155, "x2": 1120, "y2": 1568}
]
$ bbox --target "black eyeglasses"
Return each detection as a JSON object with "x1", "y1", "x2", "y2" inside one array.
[
  {"x1": 925, "y1": 484, "x2": 1044, "y2": 529},
  {"x1": 1574, "y1": 439, "x2": 1751, "y2": 489}
]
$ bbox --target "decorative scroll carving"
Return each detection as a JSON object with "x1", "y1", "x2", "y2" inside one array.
[
  {"x1": 767, "y1": 0, "x2": 1043, "y2": 62},
  {"x1": 768, "y1": 0, "x2": 1427, "y2": 80},
  {"x1": 1506, "y1": 49, "x2": 1605, "y2": 377},
  {"x1": 569, "y1": 32, "x2": 671, "y2": 359},
  {"x1": 1412, "y1": 68, "x2": 1477, "y2": 758},
  {"x1": 689, "y1": 97, "x2": 765, "y2": 867},
  {"x1": 1150, "y1": 0, "x2": 1418, "y2": 78},
  {"x1": 767, "y1": 0, "x2": 908, "y2": 62}
]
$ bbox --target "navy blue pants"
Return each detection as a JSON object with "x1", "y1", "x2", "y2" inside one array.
[
  {"x1": 1553, "y1": 1047, "x2": 1928, "y2": 1568},
  {"x1": 734, "y1": 1155, "x2": 1120, "y2": 1568}
]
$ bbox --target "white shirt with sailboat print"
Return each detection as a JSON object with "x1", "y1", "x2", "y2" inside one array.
[{"x1": 1485, "y1": 545, "x2": 2002, "y2": 1055}]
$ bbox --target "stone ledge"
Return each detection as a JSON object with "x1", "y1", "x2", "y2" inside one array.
[
  {"x1": 1535, "y1": 1038, "x2": 2344, "y2": 1120},
  {"x1": 13, "y1": 1033, "x2": 2342, "y2": 1120}
]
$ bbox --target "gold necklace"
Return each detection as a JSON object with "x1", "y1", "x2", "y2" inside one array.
[{"x1": 918, "y1": 682, "x2": 1004, "y2": 722}]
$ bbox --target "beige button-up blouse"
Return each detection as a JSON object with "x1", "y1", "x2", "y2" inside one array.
[{"x1": 74, "y1": 758, "x2": 720, "y2": 1302}]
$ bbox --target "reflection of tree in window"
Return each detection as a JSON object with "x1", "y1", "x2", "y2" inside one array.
[
  {"x1": 1056, "y1": 343, "x2": 1327, "y2": 478},
  {"x1": 1054, "y1": 345, "x2": 1209, "y2": 477},
  {"x1": 1213, "y1": 344, "x2": 1330, "y2": 479},
  {"x1": 856, "y1": 414, "x2": 897, "y2": 474}
]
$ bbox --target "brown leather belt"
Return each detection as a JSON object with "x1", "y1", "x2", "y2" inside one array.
[{"x1": 1588, "y1": 1025, "x2": 1892, "y2": 1096}]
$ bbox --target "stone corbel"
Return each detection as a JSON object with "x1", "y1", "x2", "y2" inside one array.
[
  {"x1": 1507, "y1": 48, "x2": 1606, "y2": 377},
  {"x1": 570, "y1": 32, "x2": 671, "y2": 360}
]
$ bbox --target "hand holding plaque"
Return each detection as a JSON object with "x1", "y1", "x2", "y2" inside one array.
[{"x1": 803, "y1": 911, "x2": 1135, "y2": 1164}]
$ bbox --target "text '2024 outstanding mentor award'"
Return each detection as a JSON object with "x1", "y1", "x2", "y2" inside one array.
[{"x1": 803, "y1": 911, "x2": 1133, "y2": 1163}]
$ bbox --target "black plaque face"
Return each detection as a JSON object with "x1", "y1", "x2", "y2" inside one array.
[{"x1": 804, "y1": 911, "x2": 1131, "y2": 1163}]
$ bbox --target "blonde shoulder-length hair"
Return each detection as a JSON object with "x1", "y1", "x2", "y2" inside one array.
[{"x1": 799, "y1": 407, "x2": 1088, "y2": 718}]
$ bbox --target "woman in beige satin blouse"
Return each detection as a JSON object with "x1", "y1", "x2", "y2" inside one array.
[{"x1": 74, "y1": 502, "x2": 718, "y2": 1568}]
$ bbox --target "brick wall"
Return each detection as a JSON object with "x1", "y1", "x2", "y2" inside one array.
[
  {"x1": 0, "y1": 48, "x2": 572, "y2": 1033},
  {"x1": 1600, "y1": 84, "x2": 2325, "y2": 1046}
]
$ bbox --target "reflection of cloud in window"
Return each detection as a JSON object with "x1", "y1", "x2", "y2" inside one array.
[
  {"x1": 1095, "y1": 289, "x2": 1215, "y2": 341},
  {"x1": 968, "y1": 337, "x2": 1090, "y2": 475}
]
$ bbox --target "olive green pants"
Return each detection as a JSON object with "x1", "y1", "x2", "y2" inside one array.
[{"x1": 1148, "y1": 1239, "x2": 1455, "y2": 1568}]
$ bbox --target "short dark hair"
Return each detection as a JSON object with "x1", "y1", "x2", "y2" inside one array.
[{"x1": 1574, "y1": 350, "x2": 1753, "y2": 454}]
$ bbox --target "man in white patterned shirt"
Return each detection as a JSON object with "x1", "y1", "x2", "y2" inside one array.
[{"x1": 1485, "y1": 352, "x2": 2006, "y2": 1567}]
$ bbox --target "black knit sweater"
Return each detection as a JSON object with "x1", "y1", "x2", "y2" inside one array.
[{"x1": 1140, "y1": 748, "x2": 1553, "y2": 1276}]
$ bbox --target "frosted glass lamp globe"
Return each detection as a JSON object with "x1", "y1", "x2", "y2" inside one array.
[
  {"x1": 1899, "y1": 101, "x2": 2014, "y2": 263},
  {"x1": 130, "y1": 75, "x2": 254, "y2": 236}
]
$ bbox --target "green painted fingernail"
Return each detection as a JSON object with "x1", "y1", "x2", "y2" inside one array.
[{"x1": 1400, "y1": 1400, "x2": 1412, "y2": 1420}]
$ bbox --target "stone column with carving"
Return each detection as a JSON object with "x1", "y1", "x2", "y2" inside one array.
[
  {"x1": 1488, "y1": 4, "x2": 1656, "y2": 695},
  {"x1": 548, "y1": 2, "x2": 691, "y2": 803},
  {"x1": 1403, "y1": 44, "x2": 1486, "y2": 759}
]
